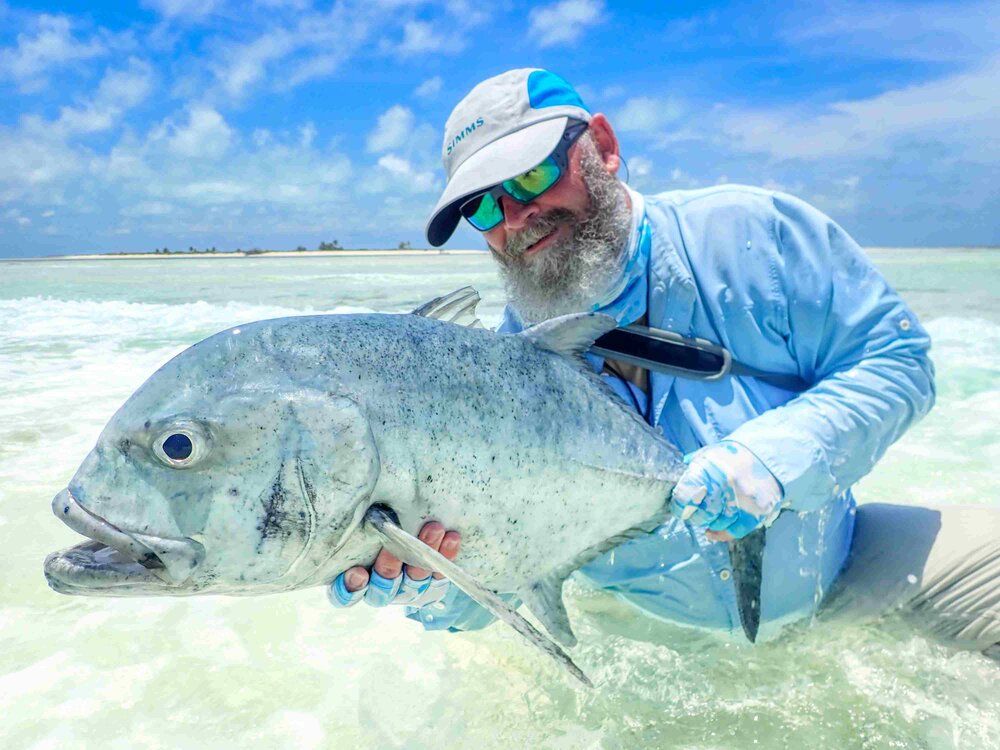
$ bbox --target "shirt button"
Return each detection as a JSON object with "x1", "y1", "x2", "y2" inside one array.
[
  {"x1": 719, "y1": 569, "x2": 732, "y2": 581},
  {"x1": 899, "y1": 318, "x2": 911, "y2": 331}
]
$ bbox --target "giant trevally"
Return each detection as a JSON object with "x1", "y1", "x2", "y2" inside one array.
[{"x1": 43, "y1": 292, "x2": 687, "y2": 685}]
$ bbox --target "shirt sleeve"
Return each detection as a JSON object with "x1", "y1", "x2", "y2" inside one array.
[
  {"x1": 726, "y1": 193, "x2": 936, "y2": 512},
  {"x1": 405, "y1": 588, "x2": 521, "y2": 632}
]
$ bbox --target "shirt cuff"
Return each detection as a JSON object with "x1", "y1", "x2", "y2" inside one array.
[{"x1": 725, "y1": 419, "x2": 837, "y2": 513}]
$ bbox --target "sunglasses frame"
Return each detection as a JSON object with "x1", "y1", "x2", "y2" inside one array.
[{"x1": 459, "y1": 120, "x2": 590, "y2": 232}]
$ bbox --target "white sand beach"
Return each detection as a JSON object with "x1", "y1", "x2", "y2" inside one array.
[{"x1": 26, "y1": 249, "x2": 484, "y2": 261}]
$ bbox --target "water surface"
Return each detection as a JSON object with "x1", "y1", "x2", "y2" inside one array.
[{"x1": 1, "y1": 248, "x2": 998, "y2": 749}]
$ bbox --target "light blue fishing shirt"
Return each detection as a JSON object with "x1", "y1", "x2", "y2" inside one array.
[{"x1": 408, "y1": 185, "x2": 935, "y2": 640}]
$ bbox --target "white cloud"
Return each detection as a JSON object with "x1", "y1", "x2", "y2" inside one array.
[
  {"x1": 392, "y1": 21, "x2": 457, "y2": 57},
  {"x1": 208, "y1": 5, "x2": 374, "y2": 99},
  {"x1": 162, "y1": 107, "x2": 234, "y2": 159},
  {"x1": 366, "y1": 105, "x2": 415, "y2": 153},
  {"x1": 444, "y1": 0, "x2": 488, "y2": 28},
  {"x1": 718, "y1": 56, "x2": 1000, "y2": 161},
  {"x1": 4, "y1": 208, "x2": 31, "y2": 227},
  {"x1": 299, "y1": 122, "x2": 316, "y2": 148},
  {"x1": 0, "y1": 14, "x2": 105, "y2": 90},
  {"x1": 375, "y1": 154, "x2": 436, "y2": 192},
  {"x1": 121, "y1": 201, "x2": 174, "y2": 216},
  {"x1": 96, "y1": 58, "x2": 156, "y2": 108},
  {"x1": 0, "y1": 124, "x2": 85, "y2": 196},
  {"x1": 628, "y1": 155, "x2": 652, "y2": 177},
  {"x1": 53, "y1": 58, "x2": 154, "y2": 136},
  {"x1": 414, "y1": 76, "x2": 443, "y2": 99},
  {"x1": 214, "y1": 30, "x2": 294, "y2": 99},
  {"x1": 528, "y1": 0, "x2": 604, "y2": 48},
  {"x1": 142, "y1": 0, "x2": 222, "y2": 20},
  {"x1": 615, "y1": 97, "x2": 684, "y2": 133},
  {"x1": 780, "y1": 1, "x2": 1000, "y2": 63}
]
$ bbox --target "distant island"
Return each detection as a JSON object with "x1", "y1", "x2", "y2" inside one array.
[
  {"x1": 142, "y1": 240, "x2": 417, "y2": 255},
  {"x1": 27, "y1": 241, "x2": 484, "y2": 261}
]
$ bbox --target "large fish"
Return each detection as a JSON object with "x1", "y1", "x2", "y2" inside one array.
[{"x1": 43, "y1": 293, "x2": 686, "y2": 685}]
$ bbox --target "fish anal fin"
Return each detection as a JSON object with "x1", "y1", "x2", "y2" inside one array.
[{"x1": 520, "y1": 576, "x2": 576, "y2": 648}]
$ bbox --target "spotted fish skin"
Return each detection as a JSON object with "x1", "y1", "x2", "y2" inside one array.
[{"x1": 44, "y1": 313, "x2": 685, "y2": 604}]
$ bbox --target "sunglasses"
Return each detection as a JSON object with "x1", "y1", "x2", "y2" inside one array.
[{"x1": 459, "y1": 121, "x2": 589, "y2": 232}]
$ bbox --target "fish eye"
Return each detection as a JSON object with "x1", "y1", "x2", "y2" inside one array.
[
  {"x1": 162, "y1": 433, "x2": 193, "y2": 461},
  {"x1": 152, "y1": 425, "x2": 209, "y2": 469}
]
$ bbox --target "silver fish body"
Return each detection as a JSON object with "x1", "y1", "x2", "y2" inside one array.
[{"x1": 44, "y1": 312, "x2": 684, "y2": 652}]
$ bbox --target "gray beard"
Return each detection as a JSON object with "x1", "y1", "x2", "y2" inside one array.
[{"x1": 493, "y1": 140, "x2": 632, "y2": 325}]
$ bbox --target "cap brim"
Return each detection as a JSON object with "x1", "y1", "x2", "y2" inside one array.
[{"x1": 425, "y1": 117, "x2": 569, "y2": 247}]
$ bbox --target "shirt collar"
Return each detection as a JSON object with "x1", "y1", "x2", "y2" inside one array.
[{"x1": 588, "y1": 185, "x2": 650, "y2": 326}]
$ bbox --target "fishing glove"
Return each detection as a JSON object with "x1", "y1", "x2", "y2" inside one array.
[
  {"x1": 328, "y1": 569, "x2": 450, "y2": 609},
  {"x1": 670, "y1": 440, "x2": 784, "y2": 539}
]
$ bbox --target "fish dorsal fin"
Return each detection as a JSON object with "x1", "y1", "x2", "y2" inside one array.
[
  {"x1": 520, "y1": 576, "x2": 576, "y2": 648},
  {"x1": 364, "y1": 505, "x2": 593, "y2": 688},
  {"x1": 411, "y1": 286, "x2": 484, "y2": 329},
  {"x1": 520, "y1": 313, "x2": 618, "y2": 363}
]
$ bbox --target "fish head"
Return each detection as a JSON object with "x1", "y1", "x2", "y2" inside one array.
[{"x1": 44, "y1": 322, "x2": 381, "y2": 596}]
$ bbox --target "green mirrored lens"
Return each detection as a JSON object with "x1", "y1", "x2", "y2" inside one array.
[
  {"x1": 503, "y1": 158, "x2": 561, "y2": 202},
  {"x1": 463, "y1": 192, "x2": 503, "y2": 230}
]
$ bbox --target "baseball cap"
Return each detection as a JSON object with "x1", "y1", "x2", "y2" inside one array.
[{"x1": 425, "y1": 68, "x2": 591, "y2": 247}]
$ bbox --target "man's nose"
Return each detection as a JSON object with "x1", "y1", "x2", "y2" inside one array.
[{"x1": 499, "y1": 196, "x2": 540, "y2": 231}]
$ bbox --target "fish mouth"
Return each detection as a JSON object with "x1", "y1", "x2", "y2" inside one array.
[{"x1": 44, "y1": 488, "x2": 205, "y2": 596}]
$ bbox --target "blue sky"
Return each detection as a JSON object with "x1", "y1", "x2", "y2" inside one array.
[{"x1": 0, "y1": 0, "x2": 997, "y2": 257}]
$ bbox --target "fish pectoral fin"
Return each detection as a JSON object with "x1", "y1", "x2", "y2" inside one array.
[
  {"x1": 363, "y1": 505, "x2": 593, "y2": 688},
  {"x1": 410, "y1": 286, "x2": 484, "y2": 329},
  {"x1": 520, "y1": 313, "x2": 618, "y2": 364},
  {"x1": 520, "y1": 576, "x2": 576, "y2": 648}
]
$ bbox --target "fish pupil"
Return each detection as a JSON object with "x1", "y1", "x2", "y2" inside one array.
[{"x1": 163, "y1": 433, "x2": 193, "y2": 461}]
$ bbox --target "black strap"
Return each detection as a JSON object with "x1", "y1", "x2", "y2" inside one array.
[{"x1": 592, "y1": 325, "x2": 809, "y2": 393}]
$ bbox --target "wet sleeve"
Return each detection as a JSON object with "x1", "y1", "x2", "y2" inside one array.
[
  {"x1": 404, "y1": 588, "x2": 521, "y2": 632},
  {"x1": 726, "y1": 193, "x2": 936, "y2": 512}
]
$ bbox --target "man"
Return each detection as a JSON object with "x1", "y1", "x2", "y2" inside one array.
[{"x1": 329, "y1": 69, "x2": 1000, "y2": 654}]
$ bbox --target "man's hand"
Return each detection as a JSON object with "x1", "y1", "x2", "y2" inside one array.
[
  {"x1": 670, "y1": 441, "x2": 783, "y2": 541},
  {"x1": 327, "y1": 521, "x2": 461, "y2": 608}
]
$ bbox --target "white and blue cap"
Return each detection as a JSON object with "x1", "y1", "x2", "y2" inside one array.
[{"x1": 425, "y1": 68, "x2": 591, "y2": 247}]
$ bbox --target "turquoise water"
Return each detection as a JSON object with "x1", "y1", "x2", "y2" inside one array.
[{"x1": 1, "y1": 249, "x2": 998, "y2": 749}]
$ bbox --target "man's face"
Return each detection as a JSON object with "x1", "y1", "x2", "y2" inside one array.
[
  {"x1": 481, "y1": 125, "x2": 632, "y2": 324},
  {"x1": 482, "y1": 142, "x2": 593, "y2": 262}
]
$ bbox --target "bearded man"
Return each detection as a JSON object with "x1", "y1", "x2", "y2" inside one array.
[{"x1": 329, "y1": 69, "x2": 1000, "y2": 656}]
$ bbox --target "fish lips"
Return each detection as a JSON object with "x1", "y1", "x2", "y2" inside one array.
[{"x1": 44, "y1": 488, "x2": 205, "y2": 595}]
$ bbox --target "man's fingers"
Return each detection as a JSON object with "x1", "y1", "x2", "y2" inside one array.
[
  {"x1": 705, "y1": 530, "x2": 734, "y2": 543},
  {"x1": 405, "y1": 521, "x2": 446, "y2": 580},
  {"x1": 433, "y1": 531, "x2": 461, "y2": 580},
  {"x1": 372, "y1": 547, "x2": 403, "y2": 580},
  {"x1": 343, "y1": 566, "x2": 370, "y2": 592}
]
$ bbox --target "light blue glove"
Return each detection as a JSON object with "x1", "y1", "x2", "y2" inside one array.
[
  {"x1": 327, "y1": 569, "x2": 451, "y2": 609},
  {"x1": 670, "y1": 440, "x2": 784, "y2": 539}
]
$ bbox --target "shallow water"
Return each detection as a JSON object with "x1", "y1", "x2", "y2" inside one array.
[{"x1": 1, "y1": 249, "x2": 998, "y2": 749}]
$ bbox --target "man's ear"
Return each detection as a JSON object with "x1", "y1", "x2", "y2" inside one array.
[{"x1": 586, "y1": 113, "x2": 623, "y2": 176}]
